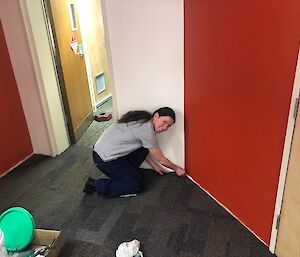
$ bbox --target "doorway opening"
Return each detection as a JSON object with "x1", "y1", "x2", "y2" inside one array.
[
  {"x1": 77, "y1": 97, "x2": 114, "y2": 148},
  {"x1": 42, "y1": 0, "x2": 115, "y2": 145}
]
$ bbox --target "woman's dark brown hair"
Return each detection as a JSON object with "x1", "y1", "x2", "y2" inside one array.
[{"x1": 117, "y1": 107, "x2": 176, "y2": 123}]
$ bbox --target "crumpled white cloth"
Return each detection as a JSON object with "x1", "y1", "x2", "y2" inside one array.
[{"x1": 116, "y1": 239, "x2": 143, "y2": 257}]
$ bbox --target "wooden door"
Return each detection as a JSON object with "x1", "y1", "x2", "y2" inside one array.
[
  {"x1": 45, "y1": 0, "x2": 93, "y2": 143},
  {"x1": 276, "y1": 67, "x2": 300, "y2": 255}
]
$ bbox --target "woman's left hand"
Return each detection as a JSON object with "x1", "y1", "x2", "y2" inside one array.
[{"x1": 175, "y1": 166, "x2": 186, "y2": 176}]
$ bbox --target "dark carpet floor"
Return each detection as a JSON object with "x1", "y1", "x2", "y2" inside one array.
[{"x1": 0, "y1": 99, "x2": 275, "y2": 257}]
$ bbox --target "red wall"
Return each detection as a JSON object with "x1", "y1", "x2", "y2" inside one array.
[
  {"x1": 185, "y1": 0, "x2": 300, "y2": 244},
  {"x1": 0, "y1": 21, "x2": 33, "y2": 176}
]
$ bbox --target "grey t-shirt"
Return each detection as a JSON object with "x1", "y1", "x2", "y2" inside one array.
[{"x1": 94, "y1": 120, "x2": 159, "y2": 161}]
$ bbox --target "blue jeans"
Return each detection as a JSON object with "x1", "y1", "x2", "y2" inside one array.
[{"x1": 93, "y1": 147, "x2": 149, "y2": 197}]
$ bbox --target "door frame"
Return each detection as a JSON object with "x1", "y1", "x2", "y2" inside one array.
[
  {"x1": 269, "y1": 46, "x2": 300, "y2": 252},
  {"x1": 42, "y1": 0, "x2": 76, "y2": 143},
  {"x1": 18, "y1": 0, "x2": 70, "y2": 156}
]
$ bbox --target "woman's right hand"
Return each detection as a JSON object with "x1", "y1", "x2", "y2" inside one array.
[{"x1": 154, "y1": 165, "x2": 167, "y2": 175}]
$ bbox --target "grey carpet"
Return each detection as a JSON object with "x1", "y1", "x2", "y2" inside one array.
[{"x1": 0, "y1": 99, "x2": 275, "y2": 257}]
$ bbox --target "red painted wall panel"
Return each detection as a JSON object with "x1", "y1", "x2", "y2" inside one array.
[
  {"x1": 185, "y1": 0, "x2": 300, "y2": 244},
  {"x1": 0, "y1": 21, "x2": 33, "y2": 175}
]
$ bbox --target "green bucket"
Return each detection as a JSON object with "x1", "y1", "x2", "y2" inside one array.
[{"x1": 0, "y1": 207, "x2": 35, "y2": 251}]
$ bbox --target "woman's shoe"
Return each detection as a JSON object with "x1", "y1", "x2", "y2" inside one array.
[{"x1": 94, "y1": 113, "x2": 112, "y2": 122}]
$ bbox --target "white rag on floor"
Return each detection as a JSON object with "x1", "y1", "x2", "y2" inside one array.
[{"x1": 115, "y1": 239, "x2": 143, "y2": 257}]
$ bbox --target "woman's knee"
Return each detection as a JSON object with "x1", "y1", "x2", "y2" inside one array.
[{"x1": 136, "y1": 179, "x2": 144, "y2": 193}]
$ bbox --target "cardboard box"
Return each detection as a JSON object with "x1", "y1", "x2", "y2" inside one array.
[{"x1": 31, "y1": 229, "x2": 64, "y2": 257}]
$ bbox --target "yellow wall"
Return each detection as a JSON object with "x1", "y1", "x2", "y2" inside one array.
[{"x1": 78, "y1": 0, "x2": 111, "y2": 104}]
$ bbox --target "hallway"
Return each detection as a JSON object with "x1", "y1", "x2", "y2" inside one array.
[{"x1": 0, "y1": 119, "x2": 274, "y2": 257}]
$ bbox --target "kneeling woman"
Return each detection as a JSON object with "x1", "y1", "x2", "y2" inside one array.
[{"x1": 83, "y1": 107, "x2": 186, "y2": 197}]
